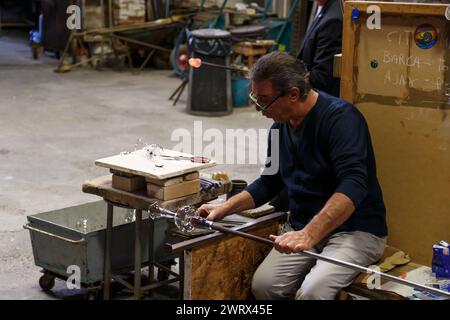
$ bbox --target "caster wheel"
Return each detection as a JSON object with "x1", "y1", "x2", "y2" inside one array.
[{"x1": 39, "y1": 273, "x2": 55, "y2": 291}]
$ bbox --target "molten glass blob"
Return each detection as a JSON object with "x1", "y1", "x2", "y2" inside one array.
[
  {"x1": 174, "y1": 205, "x2": 197, "y2": 233},
  {"x1": 148, "y1": 203, "x2": 198, "y2": 233},
  {"x1": 188, "y1": 58, "x2": 202, "y2": 68}
]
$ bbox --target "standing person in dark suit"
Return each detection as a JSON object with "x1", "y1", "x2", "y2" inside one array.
[
  {"x1": 269, "y1": 0, "x2": 344, "y2": 213},
  {"x1": 297, "y1": 0, "x2": 343, "y2": 97}
]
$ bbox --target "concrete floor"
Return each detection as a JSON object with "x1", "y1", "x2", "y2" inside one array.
[{"x1": 0, "y1": 31, "x2": 271, "y2": 299}]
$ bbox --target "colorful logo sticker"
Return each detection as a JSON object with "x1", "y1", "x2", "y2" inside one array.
[
  {"x1": 414, "y1": 24, "x2": 438, "y2": 49},
  {"x1": 370, "y1": 59, "x2": 378, "y2": 69}
]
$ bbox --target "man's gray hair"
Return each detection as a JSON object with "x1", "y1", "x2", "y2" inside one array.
[{"x1": 249, "y1": 51, "x2": 311, "y2": 100}]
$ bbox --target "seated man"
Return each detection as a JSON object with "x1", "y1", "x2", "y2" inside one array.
[{"x1": 197, "y1": 52, "x2": 388, "y2": 300}]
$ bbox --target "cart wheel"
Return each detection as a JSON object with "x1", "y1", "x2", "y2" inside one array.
[
  {"x1": 39, "y1": 273, "x2": 55, "y2": 291},
  {"x1": 157, "y1": 268, "x2": 169, "y2": 281}
]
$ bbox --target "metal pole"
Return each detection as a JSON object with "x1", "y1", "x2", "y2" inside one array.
[
  {"x1": 134, "y1": 209, "x2": 142, "y2": 299},
  {"x1": 195, "y1": 60, "x2": 247, "y2": 73},
  {"x1": 148, "y1": 204, "x2": 450, "y2": 299},
  {"x1": 200, "y1": 219, "x2": 450, "y2": 299},
  {"x1": 148, "y1": 215, "x2": 155, "y2": 285},
  {"x1": 103, "y1": 202, "x2": 114, "y2": 300}
]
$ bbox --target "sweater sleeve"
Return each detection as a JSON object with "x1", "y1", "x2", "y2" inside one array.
[
  {"x1": 245, "y1": 124, "x2": 285, "y2": 207},
  {"x1": 328, "y1": 107, "x2": 369, "y2": 208}
]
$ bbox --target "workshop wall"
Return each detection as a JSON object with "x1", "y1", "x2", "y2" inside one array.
[{"x1": 341, "y1": 1, "x2": 450, "y2": 265}]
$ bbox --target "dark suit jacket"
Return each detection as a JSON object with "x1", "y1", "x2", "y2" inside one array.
[{"x1": 297, "y1": 0, "x2": 343, "y2": 97}]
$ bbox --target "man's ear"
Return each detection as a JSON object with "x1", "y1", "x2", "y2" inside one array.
[{"x1": 289, "y1": 87, "x2": 301, "y2": 101}]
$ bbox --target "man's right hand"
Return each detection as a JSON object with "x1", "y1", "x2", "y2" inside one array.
[
  {"x1": 196, "y1": 203, "x2": 229, "y2": 221},
  {"x1": 197, "y1": 190, "x2": 256, "y2": 222}
]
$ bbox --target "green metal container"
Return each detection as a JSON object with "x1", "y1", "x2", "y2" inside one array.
[{"x1": 25, "y1": 201, "x2": 177, "y2": 286}]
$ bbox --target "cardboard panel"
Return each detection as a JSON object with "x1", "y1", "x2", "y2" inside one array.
[{"x1": 358, "y1": 102, "x2": 450, "y2": 264}]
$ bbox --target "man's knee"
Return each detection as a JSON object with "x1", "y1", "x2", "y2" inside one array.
[
  {"x1": 251, "y1": 267, "x2": 289, "y2": 300},
  {"x1": 251, "y1": 269, "x2": 275, "y2": 299},
  {"x1": 295, "y1": 281, "x2": 337, "y2": 300}
]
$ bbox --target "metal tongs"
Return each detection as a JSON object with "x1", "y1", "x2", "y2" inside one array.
[{"x1": 159, "y1": 154, "x2": 210, "y2": 163}]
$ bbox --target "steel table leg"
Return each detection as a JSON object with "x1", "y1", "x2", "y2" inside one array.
[
  {"x1": 148, "y1": 217, "x2": 155, "y2": 284},
  {"x1": 134, "y1": 209, "x2": 142, "y2": 299},
  {"x1": 178, "y1": 252, "x2": 184, "y2": 300},
  {"x1": 103, "y1": 202, "x2": 113, "y2": 300}
]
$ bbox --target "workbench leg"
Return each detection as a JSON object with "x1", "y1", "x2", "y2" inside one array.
[
  {"x1": 134, "y1": 209, "x2": 142, "y2": 299},
  {"x1": 148, "y1": 217, "x2": 155, "y2": 284},
  {"x1": 173, "y1": 80, "x2": 188, "y2": 106},
  {"x1": 103, "y1": 203, "x2": 113, "y2": 300},
  {"x1": 133, "y1": 49, "x2": 155, "y2": 75},
  {"x1": 178, "y1": 252, "x2": 184, "y2": 300}
]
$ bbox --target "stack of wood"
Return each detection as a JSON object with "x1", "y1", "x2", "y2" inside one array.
[
  {"x1": 113, "y1": 0, "x2": 146, "y2": 26},
  {"x1": 111, "y1": 170, "x2": 201, "y2": 201}
]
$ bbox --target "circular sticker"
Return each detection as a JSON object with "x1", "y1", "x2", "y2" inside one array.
[
  {"x1": 414, "y1": 24, "x2": 438, "y2": 49},
  {"x1": 445, "y1": 6, "x2": 450, "y2": 20},
  {"x1": 370, "y1": 59, "x2": 378, "y2": 69}
]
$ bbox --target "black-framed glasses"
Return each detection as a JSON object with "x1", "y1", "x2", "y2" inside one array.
[{"x1": 249, "y1": 91, "x2": 283, "y2": 111}]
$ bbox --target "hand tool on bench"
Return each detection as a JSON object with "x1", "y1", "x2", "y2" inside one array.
[{"x1": 159, "y1": 154, "x2": 210, "y2": 163}]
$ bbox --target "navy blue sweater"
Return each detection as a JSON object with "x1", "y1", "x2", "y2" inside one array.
[{"x1": 246, "y1": 91, "x2": 388, "y2": 237}]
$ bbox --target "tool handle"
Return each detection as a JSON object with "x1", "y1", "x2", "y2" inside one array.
[{"x1": 23, "y1": 224, "x2": 86, "y2": 244}]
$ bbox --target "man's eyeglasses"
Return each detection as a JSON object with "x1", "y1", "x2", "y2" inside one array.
[{"x1": 249, "y1": 92, "x2": 283, "y2": 111}]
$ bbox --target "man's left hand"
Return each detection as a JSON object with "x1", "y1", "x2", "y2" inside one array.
[{"x1": 269, "y1": 230, "x2": 316, "y2": 254}]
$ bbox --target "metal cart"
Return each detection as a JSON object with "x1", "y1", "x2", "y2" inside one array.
[{"x1": 24, "y1": 200, "x2": 179, "y2": 299}]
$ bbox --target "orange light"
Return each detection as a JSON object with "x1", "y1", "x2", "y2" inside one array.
[{"x1": 188, "y1": 58, "x2": 202, "y2": 68}]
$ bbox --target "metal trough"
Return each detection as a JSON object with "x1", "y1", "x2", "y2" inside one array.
[{"x1": 24, "y1": 201, "x2": 177, "y2": 292}]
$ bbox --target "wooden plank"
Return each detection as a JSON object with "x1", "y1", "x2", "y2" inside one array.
[
  {"x1": 112, "y1": 174, "x2": 146, "y2": 192},
  {"x1": 183, "y1": 172, "x2": 199, "y2": 181},
  {"x1": 95, "y1": 148, "x2": 216, "y2": 180},
  {"x1": 147, "y1": 179, "x2": 200, "y2": 200},
  {"x1": 345, "y1": 1, "x2": 447, "y2": 16},
  {"x1": 340, "y1": 1, "x2": 358, "y2": 100},
  {"x1": 168, "y1": 212, "x2": 287, "y2": 253},
  {"x1": 145, "y1": 175, "x2": 183, "y2": 186},
  {"x1": 145, "y1": 171, "x2": 199, "y2": 185},
  {"x1": 82, "y1": 175, "x2": 231, "y2": 212},
  {"x1": 341, "y1": 1, "x2": 449, "y2": 101}
]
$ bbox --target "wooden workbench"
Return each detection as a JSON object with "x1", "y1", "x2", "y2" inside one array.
[
  {"x1": 83, "y1": 174, "x2": 285, "y2": 300},
  {"x1": 167, "y1": 211, "x2": 286, "y2": 300}
]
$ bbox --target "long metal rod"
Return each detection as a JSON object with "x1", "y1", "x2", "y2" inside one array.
[
  {"x1": 111, "y1": 34, "x2": 172, "y2": 53},
  {"x1": 202, "y1": 219, "x2": 450, "y2": 299},
  {"x1": 134, "y1": 209, "x2": 142, "y2": 299},
  {"x1": 23, "y1": 224, "x2": 85, "y2": 244},
  {"x1": 148, "y1": 204, "x2": 450, "y2": 299},
  {"x1": 195, "y1": 61, "x2": 248, "y2": 73}
]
